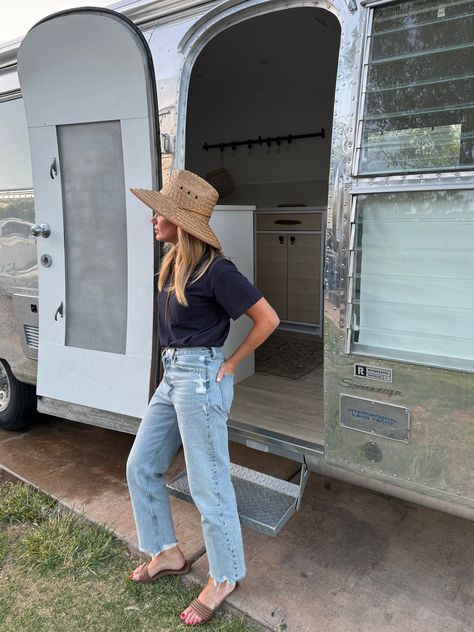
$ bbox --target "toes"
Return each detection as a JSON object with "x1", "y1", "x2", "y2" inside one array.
[
  {"x1": 180, "y1": 606, "x2": 191, "y2": 621},
  {"x1": 180, "y1": 607, "x2": 202, "y2": 625},
  {"x1": 129, "y1": 562, "x2": 146, "y2": 580},
  {"x1": 186, "y1": 611, "x2": 202, "y2": 625}
]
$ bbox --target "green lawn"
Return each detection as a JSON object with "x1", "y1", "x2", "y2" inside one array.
[{"x1": 0, "y1": 478, "x2": 261, "y2": 632}]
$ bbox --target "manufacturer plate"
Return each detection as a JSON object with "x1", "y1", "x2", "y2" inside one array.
[
  {"x1": 354, "y1": 364, "x2": 392, "y2": 383},
  {"x1": 340, "y1": 394, "x2": 410, "y2": 442}
]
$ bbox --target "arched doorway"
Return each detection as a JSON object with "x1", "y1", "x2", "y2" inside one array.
[{"x1": 184, "y1": 6, "x2": 341, "y2": 449}]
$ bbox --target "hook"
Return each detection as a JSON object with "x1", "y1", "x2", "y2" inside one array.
[
  {"x1": 50, "y1": 157, "x2": 58, "y2": 179},
  {"x1": 54, "y1": 301, "x2": 64, "y2": 321}
]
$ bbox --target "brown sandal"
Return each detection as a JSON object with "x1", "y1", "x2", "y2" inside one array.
[
  {"x1": 182, "y1": 581, "x2": 240, "y2": 625},
  {"x1": 130, "y1": 558, "x2": 191, "y2": 584}
]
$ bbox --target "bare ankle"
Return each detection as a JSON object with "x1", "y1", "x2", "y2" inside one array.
[{"x1": 159, "y1": 544, "x2": 182, "y2": 558}]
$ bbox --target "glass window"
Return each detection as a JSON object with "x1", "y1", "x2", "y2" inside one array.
[
  {"x1": 0, "y1": 98, "x2": 33, "y2": 190},
  {"x1": 0, "y1": 98, "x2": 36, "y2": 280},
  {"x1": 359, "y1": 0, "x2": 474, "y2": 174},
  {"x1": 57, "y1": 121, "x2": 128, "y2": 355},
  {"x1": 351, "y1": 190, "x2": 474, "y2": 371}
]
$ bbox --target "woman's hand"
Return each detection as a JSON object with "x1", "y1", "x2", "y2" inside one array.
[{"x1": 217, "y1": 360, "x2": 235, "y2": 382}]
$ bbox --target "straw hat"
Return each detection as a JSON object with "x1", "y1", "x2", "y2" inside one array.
[{"x1": 130, "y1": 170, "x2": 222, "y2": 249}]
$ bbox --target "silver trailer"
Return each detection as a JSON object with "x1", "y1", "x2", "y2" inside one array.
[{"x1": 0, "y1": 0, "x2": 473, "y2": 534}]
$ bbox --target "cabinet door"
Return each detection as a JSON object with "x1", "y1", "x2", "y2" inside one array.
[
  {"x1": 256, "y1": 233, "x2": 287, "y2": 319},
  {"x1": 287, "y1": 234, "x2": 321, "y2": 324}
]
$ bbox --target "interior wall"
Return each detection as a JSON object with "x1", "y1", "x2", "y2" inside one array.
[{"x1": 185, "y1": 7, "x2": 340, "y2": 207}]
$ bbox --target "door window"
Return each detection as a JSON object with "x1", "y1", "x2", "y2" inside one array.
[{"x1": 57, "y1": 121, "x2": 128, "y2": 354}]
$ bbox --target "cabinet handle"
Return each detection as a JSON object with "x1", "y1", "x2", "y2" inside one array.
[
  {"x1": 279, "y1": 235, "x2": 285, "y2": 243},
  {"x1": 290, "y1": 235, "x2": 296, "y2": 245},
  {"x1": 274, "y1": 219, "x2": 301, "y2": 225}
]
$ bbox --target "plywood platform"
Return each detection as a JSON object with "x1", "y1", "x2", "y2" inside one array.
[{"x1": 230, "y1": 365, "x2": 325, "y2": 446}]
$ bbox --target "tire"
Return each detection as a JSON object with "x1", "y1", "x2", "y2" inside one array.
[{"x1": 0, "y1": 359, "x2": 37, "y2": 431}]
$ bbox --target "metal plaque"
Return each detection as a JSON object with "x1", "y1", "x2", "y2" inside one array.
[{"x1": 340, "y1": 394, "x2": 410, "y2": 442}]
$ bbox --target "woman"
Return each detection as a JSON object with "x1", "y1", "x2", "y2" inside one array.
[{"x1": 126, "y1": 169, "x2": 280, "y2": 626}]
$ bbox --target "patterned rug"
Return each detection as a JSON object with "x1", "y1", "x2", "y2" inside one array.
[{"x1": 255, "y1": 330, "x2": 324, "y2": 381}]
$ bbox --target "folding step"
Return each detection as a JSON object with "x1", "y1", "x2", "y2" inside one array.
[{"x1": 166, "y1": 462, "x2": 309, "y2": 537}]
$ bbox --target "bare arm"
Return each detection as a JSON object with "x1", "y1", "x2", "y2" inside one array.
[{"x1": 217, "y1": 297, "x2": 280, "y2": 380}]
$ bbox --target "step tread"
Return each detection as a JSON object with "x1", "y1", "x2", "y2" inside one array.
[{"x1": 166, "y1": 463, "x2": 300, "y2": 536}]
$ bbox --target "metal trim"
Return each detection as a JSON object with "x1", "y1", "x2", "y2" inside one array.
[
  {"x1": 228, "y1": 418, "x2": 325, "y2": 460},
  {"x1": 304, "y1": 457, "x2": 474, "y2": 521},
  {"x1": 0, "y1": 89, "x2": 21, "y2": 103},
  {"x1": 178, "y1": 0, "x2": 273, "y2": 53},
  {"x1": 37, "y1": 396, "x2": 141, "y2": 433},
  {"x1": 352, "y1": 6, "x2": 373, "y2": 178},
  {"x1": 350, "y1": 181, "x2": 474, "y2": 194},
  {"x1": 351, "y1": 345, "x2": 474, "y2": 375},
  {"x1": 256, "y1": 206, "x2": 327, "y2": 213},
  {"x1": 360, "y1": 0, "x2": 409, "y2": 5}
]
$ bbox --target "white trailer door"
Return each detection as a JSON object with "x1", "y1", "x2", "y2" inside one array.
[{"x1": 17, "y1": 9, "x2": 160, "y2": 418}]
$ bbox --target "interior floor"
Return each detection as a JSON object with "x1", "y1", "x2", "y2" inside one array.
[{"x1": 229, "y1": 330, "x2": 325, "y2": 447}]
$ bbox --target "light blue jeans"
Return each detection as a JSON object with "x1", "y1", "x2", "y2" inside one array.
[{"x1": 126, "y1": 345, "x2": 246, "y2": 587}]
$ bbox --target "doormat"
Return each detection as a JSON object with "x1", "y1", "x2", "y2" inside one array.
[{"x1": 255, "y1": 330, "x2": 323, "y2": 380}]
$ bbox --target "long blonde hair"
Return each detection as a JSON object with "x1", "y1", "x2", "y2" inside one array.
[{"x1": 158, "y1": 227, "x2": 227, "y2": 320}]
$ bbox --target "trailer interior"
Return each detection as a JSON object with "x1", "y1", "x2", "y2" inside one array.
[{"x1": 185, "y1": 8, "x2": 340, "y2": 451}]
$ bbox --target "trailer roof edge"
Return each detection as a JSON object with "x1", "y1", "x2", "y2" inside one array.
[{"x1": 0, "y1": 0, "x2": 215, "y2": 74}]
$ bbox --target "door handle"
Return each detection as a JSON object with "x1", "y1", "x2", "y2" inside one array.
[
  {"x1": 54, "y1": 301, "x2": 64, "y2": 321},
  {"x1": 290, "y1": 235, "x2": 296, "y2": 245}
]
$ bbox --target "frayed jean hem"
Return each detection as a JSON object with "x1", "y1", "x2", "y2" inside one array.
[
  {"x1": 207, "y1": 568, "x2": 246, "y2": 589},
  {"x1": 141, "y1": 542, "x2": 179, "y2": 558}
]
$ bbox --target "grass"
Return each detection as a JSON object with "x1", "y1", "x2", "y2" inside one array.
[{"x1": 0, "y1": 479, "x2": 262, "y2": 632}]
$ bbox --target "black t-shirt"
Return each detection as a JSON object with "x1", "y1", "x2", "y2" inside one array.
[{"x1": 158, "y1": 255, "x2": 263, "y2": 347}]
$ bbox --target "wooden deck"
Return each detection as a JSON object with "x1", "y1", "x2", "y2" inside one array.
[{"x1": 229, "y1": 364, "x2": 325, "y2": 446}]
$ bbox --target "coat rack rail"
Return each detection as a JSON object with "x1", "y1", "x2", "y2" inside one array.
[{"x1": 203, "y1": 129, "x2": 325, "y2": 152}]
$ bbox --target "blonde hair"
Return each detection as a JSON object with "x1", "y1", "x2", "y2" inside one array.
[{"x1": 158, "y1": 227, "x2": 227, "y2": 320}]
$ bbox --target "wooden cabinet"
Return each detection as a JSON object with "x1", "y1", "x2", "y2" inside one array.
[
  {"x1": 288, "y1": 233, "x2": 321, "y2": 323},
  {"x1": 256, "y1": 234, "x2": 288, "y2": 317},
  {"x1": 255, "y1": 209, "x2": 324, "y2": 327}
]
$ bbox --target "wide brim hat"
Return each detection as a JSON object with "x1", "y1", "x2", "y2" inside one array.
[{"x1": 130, "y1": 170, "x2": 222, "y2": 250}]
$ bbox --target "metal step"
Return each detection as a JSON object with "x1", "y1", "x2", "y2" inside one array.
[{"x1": 166, "y1": 462, "x2": 309, "y2": 537}]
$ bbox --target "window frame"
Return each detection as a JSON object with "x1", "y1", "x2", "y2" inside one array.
[
  {"x1": 344, "y1": 0, "x2": 474, "y2": 371},
  {"x1": 353, "y1": 0, "x2": 474, "y2": 178},
  {"x1": 345, "y1": 183, "x2": 474, "y2": 373}
]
